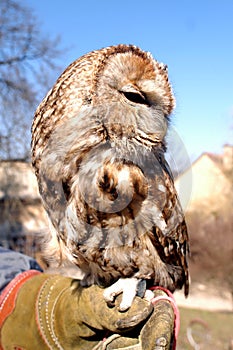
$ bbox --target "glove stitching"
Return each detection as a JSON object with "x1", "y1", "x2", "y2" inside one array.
[
  {"x1": 35, "y1": 276, "x2": 56, "y2": 350},
  {"x1": 0, "y1": 270, "x2": 40, "y2": 314},
  {"x1": 50, "y1": 285, "x2": 70, "y2": 349},
  {"x1": 45, "y1": 277, "x2": 65, "y2": 350},
  {"x1": 35, "y1": 276, "x2": 64, "y2": 350}
]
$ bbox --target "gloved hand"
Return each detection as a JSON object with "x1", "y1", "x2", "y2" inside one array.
[{"x1": 0, "y1": 272, "x2": 154, "y2": 349}]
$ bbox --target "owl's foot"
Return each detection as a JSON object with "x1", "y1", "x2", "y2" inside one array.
[{"x1": 103, "y1": 278, "x2": 153, "y2": 311}]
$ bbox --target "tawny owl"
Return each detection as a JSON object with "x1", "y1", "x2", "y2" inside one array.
[{"x1": 31, "y1": 44, "x2": 189, "y2": 310}]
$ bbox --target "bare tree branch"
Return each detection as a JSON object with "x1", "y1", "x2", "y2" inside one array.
[{"x1": 0, "y1": 0, "x2": 65, "y2": 159}]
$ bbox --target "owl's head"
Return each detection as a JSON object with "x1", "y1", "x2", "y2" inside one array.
[
  {"x1": 82, "y1": 44, "x2": 176, "y2": 144},
  {"x1": 32, "y1": 44, "x2": 175, "y2": 177},
  {"x1": 92, "y1": 44, "x2": 175, "y2": 118}
]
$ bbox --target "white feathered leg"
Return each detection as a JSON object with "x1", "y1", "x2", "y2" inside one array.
[
  {"x1": 103, "y1": 277, "x2": 154, "y2": 311},
  {"x1": 103, "y1": 277, "x2": 138, "y2": 311}
]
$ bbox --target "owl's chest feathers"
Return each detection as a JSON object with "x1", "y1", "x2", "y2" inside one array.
[
  {"x1": 63, "y1": 127, "x2": 169, "y2": 280},
  {"x1": 77, "y1": 232, "x2": 162, "y2": 284},
  {"x1": 66, "y1": 134, "x2": 167, "y2": 240}
]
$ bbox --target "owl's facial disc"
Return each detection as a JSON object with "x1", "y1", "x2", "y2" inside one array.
[{"x1": 96, "y1": 51, "x2": 174, "y2": 117}]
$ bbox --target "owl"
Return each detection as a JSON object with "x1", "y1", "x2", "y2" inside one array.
[{"x1": 32, "y1": 44, "x2": 189, "y2": 310}]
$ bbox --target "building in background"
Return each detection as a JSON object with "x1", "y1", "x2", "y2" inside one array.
[
  {"x1": 0, "y1": 160, "x2": 47, "y2": 257},
  {"x1": 175, "y1": 144, "x2": 233, "y2": 216}
]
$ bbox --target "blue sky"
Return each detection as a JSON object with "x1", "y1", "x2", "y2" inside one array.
[{"x1": 26, "y1": 0, "x2": 233, "y2": 162}]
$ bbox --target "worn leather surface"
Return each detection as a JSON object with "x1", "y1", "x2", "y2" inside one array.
[{"x1": 1, "y1": 274, "x2": 154, "y2": 349}]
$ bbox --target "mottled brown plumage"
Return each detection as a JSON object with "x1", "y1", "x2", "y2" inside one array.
[{"x1": 31, "y1": 44, "x2": 189, "y2": 307}]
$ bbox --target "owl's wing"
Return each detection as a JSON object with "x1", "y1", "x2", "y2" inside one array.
[
  {"x1": 33, "y1": 101, "x2": 108, "y2": 269},
  {"x1": 151, "y1": 153, "x2": 189, "y2": 296},
  {"x1": 31, "y1": 47, "x2": 108, "y2": 179}
]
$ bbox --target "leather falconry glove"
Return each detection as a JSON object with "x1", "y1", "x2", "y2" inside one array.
[{"x1": 0, "y1": 271, "x2": 176, "y2": 350}]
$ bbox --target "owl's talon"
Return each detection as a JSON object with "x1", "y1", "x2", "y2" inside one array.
[
  {"x1": 144, "y1": 289, "x2": 155, "y2": 302},
  {"x1": 136, "y1": 279, "x2": 147, "y2": 298},
  {"x1": 103, "y1": 277, "x2": 145, "y2": 312},
  {"x1": 106, "y1": 300, "x2": 116, "y2": 308}
]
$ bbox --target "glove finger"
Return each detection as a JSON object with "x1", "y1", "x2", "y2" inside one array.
[
  {"x1": 114, "y1": 297, "x2": 154, "y2": 330},
  {"x1": 80, "y1": 284, "x2": 153, "y2": 332}
]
